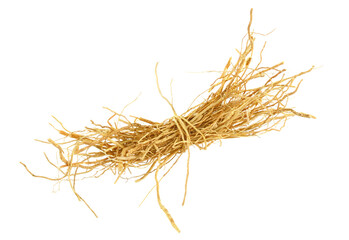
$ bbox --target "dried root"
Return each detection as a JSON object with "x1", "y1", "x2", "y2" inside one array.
[{"x1": 21, "y1": 9, "x2": 314, "y2": 232}]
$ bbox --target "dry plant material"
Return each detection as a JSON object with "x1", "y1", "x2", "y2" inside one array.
[{"x1": 21, "y1": 9, "x2": 314, "y2": 232}]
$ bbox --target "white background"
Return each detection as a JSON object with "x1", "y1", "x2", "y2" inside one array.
[{"x1": 1, "y1": 0, "x2": 348, "y2": 239}]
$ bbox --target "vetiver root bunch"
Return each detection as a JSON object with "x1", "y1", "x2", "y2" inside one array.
[{"x1": 21, "y1": 9, "x2": 314, "y2": 232}]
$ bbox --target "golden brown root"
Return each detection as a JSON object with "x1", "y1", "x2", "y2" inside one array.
[{"x1": 21, "y1": 9, "x2": 314, "y2": 232}]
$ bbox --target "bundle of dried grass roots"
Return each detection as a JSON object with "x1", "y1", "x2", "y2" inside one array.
[{"x1": 21, "y1": 9, "x2": 314, "y2": 232}]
